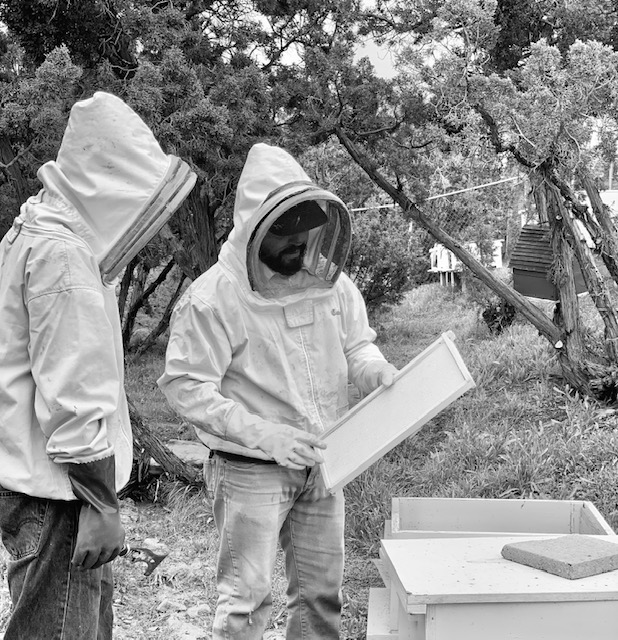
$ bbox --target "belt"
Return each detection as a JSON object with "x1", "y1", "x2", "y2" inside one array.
[{"x1": 213, "y1": 450, "x2": 278, "y2": 465}]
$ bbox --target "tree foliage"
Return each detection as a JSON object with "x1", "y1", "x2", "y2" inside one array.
[
  {"x1": 0, "y1": 2, "x2": 368, "y2": 314},
  {"x1": 7, "y1": 0, "x2": 618, "y2": 402},
  {"x1": 1, "y1": 0, "x2": 422, "y2": 328},
  {"x1": 335, "y1": 1, "x2": 618, "y2": 398},
  {"x1": 212, "y1": 0, "x2": 618, "y2": 398},
  {"x1": 491, "y1": 0, "x2": 618, "y2": 70},
  {"x1": 347, "y1": 207, "x2": 415, "y2": 308}
]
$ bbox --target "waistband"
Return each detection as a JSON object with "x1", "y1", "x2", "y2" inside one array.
[{"x1": 213, "y1": 450, "x2": 278, "y2": 465}]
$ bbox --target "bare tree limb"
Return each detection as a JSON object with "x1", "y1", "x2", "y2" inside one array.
[
  {"x1": 126, "y1": 395, "x2": 200, "y2": 487},
  {"x1": 128, "y1": 271, "x2": 187, "y2": 362},
  {"x1": 335, "y1": 123, "x2": 562, "y2": 341}
]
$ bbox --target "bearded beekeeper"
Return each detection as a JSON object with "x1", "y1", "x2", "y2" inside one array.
[
  {"x1": 0, "y1": 91, "x2": 196, "y2": 640},
  {"x1": 158, "y1": 142, "x2": 397, "y2": 640}
]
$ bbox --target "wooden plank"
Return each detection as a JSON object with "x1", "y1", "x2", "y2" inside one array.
[
  {"x1": 425, "y1": 600, "x2": 618, "y2": 640},
  {"x1": 390, "y1": 497, "x2": 613, "y2": 537},
  {"x1": 319, "y1": 332, "x2": 475, "y2": 492},
  {"x1": 380, "y1": 547, "x2": 406, "y2": 630},
  {"x1": 384, "y1": 519, "x2": 393, "y2": 539},
  {"x1": 395, "y1": 498, "x2": 572, "y2": 533},
  {"x1": 398, "y1": 609, "x2": 425, "y2": 640},
  {"x1": 373, "y1": 558, "x2": 391, "y2": 586},
  {"x1": 580, "y1": 501, "x2": 616, "y2": 535},
  {"x1": 381, "y1": 536, "x2": 618, "y2": 608},
  {"x1": 366, "y1": 588, "x2": 398, "y2": 640},
  {"x1": 380, "y1": 545, "x2": 426, "y2": 631},
  {"x1": 389, "y1": 579, "x2": 400, "y2": 632}
]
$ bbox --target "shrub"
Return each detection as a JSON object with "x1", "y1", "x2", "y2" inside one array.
[{"x1": 346, "y1": 207, "x2": 416, "y2": 309}]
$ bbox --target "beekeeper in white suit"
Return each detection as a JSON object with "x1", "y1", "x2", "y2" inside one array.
[
  {"x1": 159, "y1": 142, "x2": 397, "y2": 640},
  {"x1": 0, "y1": 91, "x2": 196, "y2": 640}
]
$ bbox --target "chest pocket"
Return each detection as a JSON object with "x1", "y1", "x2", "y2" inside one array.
[{"x1": 283, "y1": 300, "x2": 314, "y2": 328}]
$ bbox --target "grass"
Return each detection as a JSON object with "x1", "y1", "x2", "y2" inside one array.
[{"x1": 3, "y1": 282, "x2": 618, "y2": 639}]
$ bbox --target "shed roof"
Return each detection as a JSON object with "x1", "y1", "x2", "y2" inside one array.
[{"x1": 509, "y1": 225, "x2": 554, "y2": 274}]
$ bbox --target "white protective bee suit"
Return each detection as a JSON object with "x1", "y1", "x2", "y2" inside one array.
[
  {"x1": 159, "y1": 142, "x2": 393, "y2": 459},
  {"x1": 0, "y1": 90, "x2": 195, "y2": 640},
  {"x1": 158, "y1": 142, "x2": 395, "y2": 640},
  {"x1": 0, "y1": 91, "x2": 195, "y2": 499}
]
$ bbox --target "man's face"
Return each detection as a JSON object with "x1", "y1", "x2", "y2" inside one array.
[{"x1": 259, "y1": 230, "x2": 309, "y2": 276}]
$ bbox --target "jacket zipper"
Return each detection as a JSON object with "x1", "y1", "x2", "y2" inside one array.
[{"x1": 298, "y1": 326, "x2": 325, "y2": 431}]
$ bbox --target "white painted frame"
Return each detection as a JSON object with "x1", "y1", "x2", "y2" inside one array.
[
  {"x1": 389, "y1": 497, "x2": 615, "y2": 538},
  {"x1": 319, "y1": 331, "x2": 475, "y2": 493}
]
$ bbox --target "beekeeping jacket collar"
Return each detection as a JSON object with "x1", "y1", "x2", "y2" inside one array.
[
  {"x1": 218, "y1": 143, "x2": 352, "y2": 298},
  {"x1": 35, "y1": 91, "x2": 196, "y2": 283}
]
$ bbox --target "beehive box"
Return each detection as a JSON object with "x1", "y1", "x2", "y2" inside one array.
[
  {"x1": 378, "y1": 535, "x2": 618, "y2": 640},
  {"x1": 385, "y1": 497, "x2": 614, "y2": 539}
]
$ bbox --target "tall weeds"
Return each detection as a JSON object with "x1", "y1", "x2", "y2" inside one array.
[
  {"x1": 345, "y1": 284, "x2": 618, "y2": 555},
  {"x1": 118, "y1": 282, "x2": 618, "y2": 639}
]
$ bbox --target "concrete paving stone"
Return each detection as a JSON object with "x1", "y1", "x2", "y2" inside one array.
[{"x1": 502, "y1": 534, "x2": 618, "y2": 579}]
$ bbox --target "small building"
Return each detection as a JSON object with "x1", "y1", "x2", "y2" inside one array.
[
  {"x1": 509, "y1": 224, "x2": 586, "y2": 301},
  {"x1": 430, "y1": 240, "x2": 504, "y2": 287},
  {"x1": 429, "y1": 243, "x2": 460, "y2": 287}
]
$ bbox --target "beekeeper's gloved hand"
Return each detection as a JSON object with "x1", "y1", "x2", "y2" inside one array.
[
  {"x1": 255, "y1": 423, "x2": 326, "y2": 470},
  {"x1": 68, "y1": 456, "x2": 125, "y2": 570},
  {"x1": 365, "y1": 361, "x2": 399, "y2": 392}
]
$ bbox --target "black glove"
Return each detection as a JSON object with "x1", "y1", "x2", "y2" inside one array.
[{"x1": 68, "y1": 456, "x2": 125, "y2": 570}]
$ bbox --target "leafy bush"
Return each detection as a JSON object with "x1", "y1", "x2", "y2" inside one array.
[
  {"x1": 462, "y1": 267, "x2": 519, "y2": 332},
  {"x1": 346, "y1": 207, "x2": 416, "y2": 309},
  {"x1": 406, "y1": 223, "x2": 437, "y2": 286}
]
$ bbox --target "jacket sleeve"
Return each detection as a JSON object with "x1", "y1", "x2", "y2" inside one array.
[
  {"x1": 158, "y1": 292, "x2": 277, "y2": 448},
  {"x1": 338, "y1": 273, "x2": 393, "y2": 396},
  {"x1": 26, "y1": 242, "x2": 119, "y2": 464}
]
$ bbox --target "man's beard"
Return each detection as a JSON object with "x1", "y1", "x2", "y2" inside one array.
[{"x1": 260, "y1": 243, "x2": 307, "y2": 276}]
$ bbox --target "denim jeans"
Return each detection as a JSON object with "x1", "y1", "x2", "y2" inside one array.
[
  {"x1": 206, "y1": 455, "x2": 345, "y2": 640},
  {"x1": 0, "y1": 486, "x2": 113, "y2": 640}
]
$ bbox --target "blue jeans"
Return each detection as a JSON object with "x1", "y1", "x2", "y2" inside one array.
[
  {"x1": 207, "y1": 455, "x2": 345, "y2": 640},
  {"x1": 0, "y1": 486, "x2": 113, "y2": 640}
]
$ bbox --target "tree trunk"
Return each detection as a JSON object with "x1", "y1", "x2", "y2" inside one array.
[
  {"x1": 579, "y1": 172, "x2": 618, "y2": 286},
  {"x1": 536, "y1": 179, "x2": 587, "y2": 391},
  {"x1": 0, "y1": 136, "x2": 29, "y2": 211},
  {"x1": 120, "y1": 186, "x2": 221, "y2": 485},
  {"x1": 122, "y1": 261, "x2": 150, "y2": 349},
  {"x1": 118, "y1": 257, "x2": 138, "y2": 320},
  {"x1": 545, "y1": 179, "x2": 618, "y2": 362},
  {"x1": 171, "y1": 184, "x2": 219, "y2": 279},
  {"x1": 123, "y1": 258, "x2": 175, "y2": 351},
  {"x1": 128, "y1": 271, "x2": 187, "y2": 362},
  {"x1": 124, "y1": 181, "x2": 221, "y2": 357},
  {"x1": 127, "y1": 396, "x2": 200, "y2": 486}
]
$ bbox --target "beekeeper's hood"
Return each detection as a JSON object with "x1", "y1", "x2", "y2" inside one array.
[
  {"x1": 218, "y1": 143, "x2": 351, "y2": 297},
  {"x1": 31, "y1": 91, "x2": 196, "y2": 282}
]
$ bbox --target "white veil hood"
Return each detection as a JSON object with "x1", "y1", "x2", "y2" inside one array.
[
  {"x1": 219, "y1": 143, "x2": 352, "y2": 296},
  {"x1": 36, "y1": 91, "x2": 196, "y2": 282}
]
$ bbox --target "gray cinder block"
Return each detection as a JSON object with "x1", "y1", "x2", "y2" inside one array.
[{"x1": 501, "y1": 535, "x2": 618, "y2": 580}]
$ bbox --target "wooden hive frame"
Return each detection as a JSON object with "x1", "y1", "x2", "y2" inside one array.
[{"x1": 319, "y1": 331, "x2": 475, "y2": 493}]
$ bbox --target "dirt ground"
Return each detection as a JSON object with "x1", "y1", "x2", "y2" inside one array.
[
  {"x1": 0, "y1": 492, "x2": 374, "y2": 639},
  {"x1": 0, "y1": 496, "x2": 228, "y2": 640}
]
